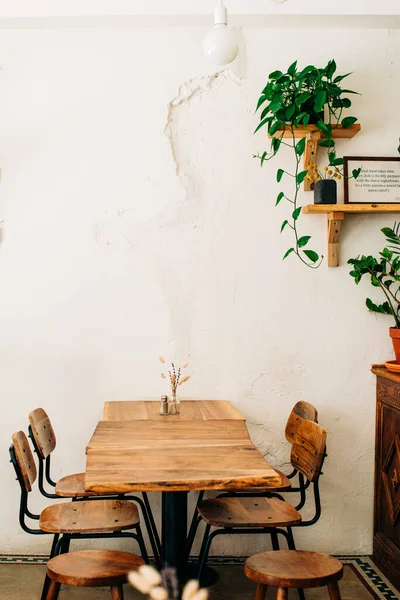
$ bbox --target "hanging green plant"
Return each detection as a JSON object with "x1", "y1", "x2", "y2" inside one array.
[{"x1": 254, "y1": 59, "x2": 361, "y2": 268}]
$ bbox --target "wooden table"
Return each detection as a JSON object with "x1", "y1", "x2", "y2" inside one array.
[{"x1": 85, "y1": 400, "x2": 280, "y2": 581}]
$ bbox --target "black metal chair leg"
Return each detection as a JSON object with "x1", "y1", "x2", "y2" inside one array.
[
  {"x1": 286, "y1": 527, "x2": 296, "y2": 549},
  {"x1": 49, "y1": 534, "x2": 59, "y2": 559},
  {"x1": 187, "y1": 515, "x2": 202, "y2": 558},
  {"x1": 287, "y1": 528, "x2": 305, "y2": 600},
  {"x1": 61, "y1": 535, "x2": 71, "y2": 554},
  {"x1": 129, "y1": 495, "x2": 160, "y2": 567},
  {"x1": 40, "y1": 533, "x2": 65, "y2": 600},
  {"x1": 141, "y1": 501, "x2": 161, "y2": 567},
  {"x1": 196, "y1": 523, "x2": 211, "y2": 578},
  {"x1": 142, "y1": 492, "x2": 162, "y2": 558},
  {"x1": 187, "y1": 491, "x2": 204, "y2": 557},
  {"x1": 136, "y1": 525, "x2": 150, "y2": 564},
  {"x1": 197, "y1": 528, "x2": 222, "y2": 582},
  {"x1": 271, "y1": 530, "x2": 280, "y2": 551},
  {"x1": 40, "y1": 577, "x2": 51, "y2": 600}
]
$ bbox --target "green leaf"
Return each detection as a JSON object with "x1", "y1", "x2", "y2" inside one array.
[
  {"x1": 303, "y1": 249, "x2": 319, "y2": 263},
  {"x1": 269, "y1": 70, "x2": 283, "y2": 80},
  {"x1": 302, "y1": 114, "x2": 310, "y2": 126},
  {"x1": 254, "y1": 117, "x2": 271, "y2": 134},
  {"x1": 283, "y1": 247, "x2": 295, "y2": 260},
  {"x1": 331, "y1": 158, "x2": 344, "y2": 166},
  {"x1": 314, "y1": 90, "x2": 327, "y2": 113},
  {"x1": 334, "y1": 72, "x2": 352, "y2": 83},
  {"x1": 276, "y1": 192, "x2": 285, "y2": 206},
  {"x1": 281, "y1": 220, "x2": 289, "y2": 232},
  {"x1": 371, "y1": 276, "x2": 380, "y2": 287},
  {"x1": 256, "y1": 95, "x2": 268, "y2": 112},
  {"x1": 260, "y1": 151, "x2": 268, "y2": 166},
  {"x1": 276, "y1": 75, "x2": 291, "y2": 85},
  {"x1": 271, "y1": 136, "x2": 282, "y2": 154},
  {"x1": 316, "y1": 121, "x2": 332, "y2": 137},
  {"x1": 288, "y1": 60, "x2": 298, "y2": 76},
  {"x1": 277, "y1": 169, "x2": 285, "y2": 182},
  {"x1": 341, "y1": 98, "x2": 352, "y2": 108},
  {"x1": 269, "y1": 99, "x2": 283, "y2": 113},
  {"x1": 296, "y1": 170, "x2": 309, "y2": 184},
  {"x1": 286, "y1": 104, "x2": 295, "y2": 120},
  {"x1": 294, "y1": 112, "x2": 306, "y2": 126},
  {"x1": 341, "y1": 116, "x2": 358, "y2": 129},
  {"x1": 340, "y1": 89, "x2": 361, "y2": 95},
  {"x1": 352, "y1": 168, "x2": 361, "y2": 179},
  {"x1": 260, "y1": 106, "x2": 271, "y2": 121},
  {"x1": 326, "y1": 59, "x2": 337, "y2": 79},
  {"x1": 295, "y1": 137, "x2": 306, "y2": 156},
  {"x1": 292, "y1": 207, "x2": 302, "y2": 221},
  {"x1": 380, "y1": 246, "x2": 394, "y2": 260},
  {"x1": 295, "y1": 91, "x2": 312, "y2": 107},
  {"x1": 382, "y1": 227, "x2": 397, "y2": 238},
  {"x1": 319, "y1": 139, "x2": 335, "y2": 148},
  {"x1": 366, "y1": 298, "x2": 393, "y2": 315},
  {"x1": 298, "y1": 65, "x2": 316, "y2": 78},
  {"x1": 269, "y1": 120, "x2": 284, "y2": 135},
  {"x1": 298, "y1": 235, "x2": 311, "y2": 248}
]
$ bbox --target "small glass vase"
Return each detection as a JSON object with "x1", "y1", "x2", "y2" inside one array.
[{"x1": 168, "y1": 393, "x2": 180, "y2": 415}]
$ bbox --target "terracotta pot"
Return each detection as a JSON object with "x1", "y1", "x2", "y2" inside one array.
[{"x1": 389, "y1": 327, "x2": 400, "y2": 363}]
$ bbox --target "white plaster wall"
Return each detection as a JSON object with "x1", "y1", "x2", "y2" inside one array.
[{"x1": 0, "y1": 24, "x2": 399, "y2": 557}]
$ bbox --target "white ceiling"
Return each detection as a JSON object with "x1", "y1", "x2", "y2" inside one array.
[
  {"x1": 0, "y1": 0, "x2": 398, "y2": 18},
  {"x1": 0, "y1": 0, "x2": 398, "y2": 29}
]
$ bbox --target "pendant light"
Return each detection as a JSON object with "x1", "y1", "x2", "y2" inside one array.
[{"x1": 203, "y1": 1, "x2": 239, "y2": 66}]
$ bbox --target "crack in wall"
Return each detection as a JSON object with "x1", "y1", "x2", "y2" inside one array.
[
  {"x1": 164, "y1": 27, "x2": 247, "y2": 191},
  {"x1": 164, "y1": 68, "x2": 244, "y2": 186}
]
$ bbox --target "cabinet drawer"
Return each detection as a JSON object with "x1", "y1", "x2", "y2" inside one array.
[
  {"x1": 375, "y1": 403, "x2": 400, "y2": 554},
  {"x1": 377, "y1": 376, "x2": 400, "y2": 409}
]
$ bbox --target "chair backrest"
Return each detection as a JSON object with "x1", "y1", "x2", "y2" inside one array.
[
  {"x1": 285, "y1": 401, "x2": 318, "y2": 443},
  {"x1": 290, "y1": 420, "x2": 327, "y2": 482},
  {"x1": 28, "y1": 408, "x2": 56, "y2": 459},
  {"x1": 11, "y1": 431, "x2": 37, "y2": 492}
]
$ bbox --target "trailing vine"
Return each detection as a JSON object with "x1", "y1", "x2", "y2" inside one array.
[{"x1": 254, "y1": 59, "x2": 361, "y2": 268}]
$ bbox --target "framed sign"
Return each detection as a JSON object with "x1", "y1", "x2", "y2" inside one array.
[{"x1": 344, "y1": 156, "x2": 400, "y2": 204}]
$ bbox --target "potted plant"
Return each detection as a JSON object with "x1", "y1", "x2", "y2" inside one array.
[
  {"x1": 254, "y1": 59, "x2": 360, "y2": 268},
  {"x1": 308, "y1": 164, "x2": 341, "y2": 204},
  {"x1": 348, "y1": 223, "x2": 400, "y2": 362}
]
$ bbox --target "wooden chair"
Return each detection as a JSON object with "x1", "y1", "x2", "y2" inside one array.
[
  {"x1": 28, "y1": 407, "x2": 161, "y2": 565},
  {"x1": 45, "y1": 549, "x2": 143, "y2": 600},
  {"x1": 187, "y1": 401, "x2": 318, "y2": 557},
  {"x1": 245, "y1": 550, "x2": 343, "y2": 600},
  {"x1": 196, "y1": 419, "x2": 327, "y2": 581},
  {"x1": 9, "y1": 431, "x2": 149, "y2": 600}
]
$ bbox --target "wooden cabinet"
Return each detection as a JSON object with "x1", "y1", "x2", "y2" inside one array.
[{"x1": 372, "y1": 366, "x2": 400, "y2": 590}]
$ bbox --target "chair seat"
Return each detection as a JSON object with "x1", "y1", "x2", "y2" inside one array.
[
  {"x1": 47, "y1": 550, "x2": 144, "y2": 587},
  {"x1": 55, "y1": 472, "x2": 98, "y2": 498},
  {"x1": 197, "y1": 497, "x2": 301, "y2": 528},
  {"x1": 40, "y1": 499, "x2": 139, "y2": 534},
  {"x1": 245, "y1": 550, "x2": 343, "y2": 589}
]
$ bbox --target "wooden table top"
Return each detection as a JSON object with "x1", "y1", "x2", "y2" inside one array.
[
  {"x1": 103, "y1": 400, "x2": 245, "y2": 421},
  {"x1": 85, "y1": 401, "x2": 280, "y2": 493}
]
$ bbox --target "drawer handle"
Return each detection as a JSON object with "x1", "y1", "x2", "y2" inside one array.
[{"x1": 392, "y1": 468, "x2": 399, "y2": 491}]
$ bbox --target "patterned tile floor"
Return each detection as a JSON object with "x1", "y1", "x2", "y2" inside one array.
[{"x1": 0, "y1": 555, "x2": 398, "y2": 600}]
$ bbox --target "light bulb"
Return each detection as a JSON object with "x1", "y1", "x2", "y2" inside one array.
[{"x1": 203, "y1": 2, "x2": 239, "y2": 66}]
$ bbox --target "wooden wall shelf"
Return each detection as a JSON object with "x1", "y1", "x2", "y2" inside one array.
[
  {"x1": 302, "y1": 204, "x2": 400, "y2": 267},
  {"x1": 269, "y1": 124, "x2": 361, "y2": 191}
]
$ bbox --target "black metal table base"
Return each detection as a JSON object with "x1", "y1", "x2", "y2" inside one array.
[
  {"x1": 161, "y1": 491, "x2": 219, "y2": 588},
  {"x1": 186, "y1": 564, "x2": 219, "y2": 588}
]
